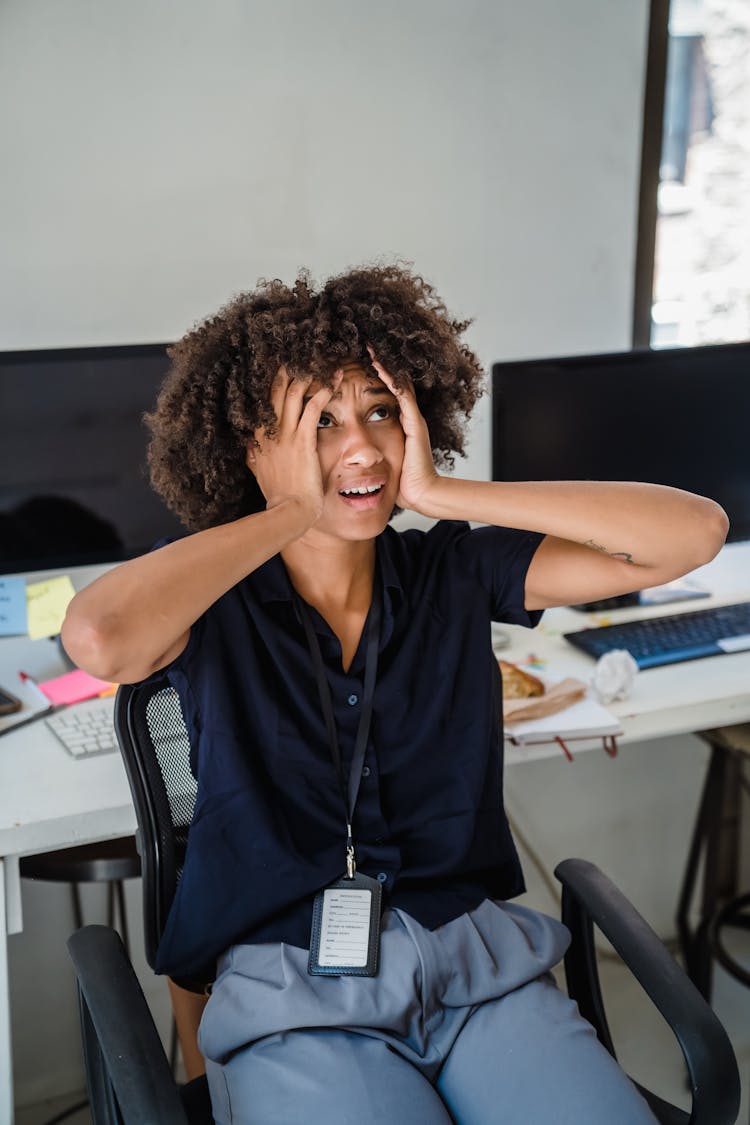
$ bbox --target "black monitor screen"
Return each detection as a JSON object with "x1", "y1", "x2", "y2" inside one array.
[
  {"x1": 0, "y1": 344, "x2": 185, "y2": 573},
  {"x1": 492, "y1": 341, "x2": 750, "y2": 543}
]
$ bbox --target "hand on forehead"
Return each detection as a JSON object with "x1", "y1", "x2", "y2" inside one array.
[{"x1": 304, "y1": 361, "x2": 394, "y2": 400}]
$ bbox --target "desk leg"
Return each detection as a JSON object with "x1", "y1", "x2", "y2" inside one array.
[
  {"x1": 4, "y1": 858, "x2": 21, "y2": 936},
  {"x1": 0, "y1": 860, "x2": 14, "y2": 1125}
]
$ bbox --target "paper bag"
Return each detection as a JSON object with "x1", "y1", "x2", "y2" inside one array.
[{"x1": 503, "y1": 678, "x2": 588, "y2": 724}]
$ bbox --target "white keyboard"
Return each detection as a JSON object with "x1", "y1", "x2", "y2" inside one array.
[{"x1": 45, "y1": 701, "x2": 117, "y2": 758}]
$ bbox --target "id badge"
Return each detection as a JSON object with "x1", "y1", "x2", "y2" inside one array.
[{"x1": 308, "y1": 872, "x2": 383, "y2": 977}]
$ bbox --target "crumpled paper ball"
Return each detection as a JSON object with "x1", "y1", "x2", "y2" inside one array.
[{"x1": 591, "y1": 649, "x2": 639, "y2": 703}]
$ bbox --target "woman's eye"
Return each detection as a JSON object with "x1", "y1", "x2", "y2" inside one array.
[
  {"x1": 317, "y1": 413, "x2": 333, "y2": 429},
  {"x1": 369, "y1": 405, "x2": 393, "y2": 422}
]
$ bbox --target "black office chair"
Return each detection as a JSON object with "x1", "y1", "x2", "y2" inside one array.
[{"x1": 66, "y1": 675, "x2": 742, "y2": 1125}]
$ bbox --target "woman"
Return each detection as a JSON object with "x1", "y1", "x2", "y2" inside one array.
[{"x1": 62, "y1": 264, "x2": 727, "y2": 1124}]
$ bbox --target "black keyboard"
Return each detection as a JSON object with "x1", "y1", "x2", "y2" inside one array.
[{"x1": 564, "y1": 601, "x2": 750, "y2": 669}]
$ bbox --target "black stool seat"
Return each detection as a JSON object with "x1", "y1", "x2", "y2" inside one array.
[
  {"x1": 20, "y1": 836, "x2": 141, "y2": 959},
  {"x1": 20, "y1": 837, "x2": 141, "y2": 882}
]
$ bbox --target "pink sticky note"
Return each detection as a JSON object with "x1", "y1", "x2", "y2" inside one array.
[{"x1": 38, "y1": 669, "x2": 115, "y2": 706}]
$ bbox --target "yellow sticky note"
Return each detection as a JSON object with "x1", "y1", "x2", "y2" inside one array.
[{"x1": 26, "y1": 576, "x2": 77, "y2": 640}]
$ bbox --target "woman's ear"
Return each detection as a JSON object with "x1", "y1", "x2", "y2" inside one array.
[{"x1": 245, "y1": 441, "x2": 257, "y2": 475}]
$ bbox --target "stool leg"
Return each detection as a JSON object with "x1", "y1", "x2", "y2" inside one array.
[
  {"x1": 710, "y1": 749, "x2": 743, "y2": 905},
  {"x1": 677, "y1": 744, "x2": 726, "y2": 988},
  {"x1": 105, "y1": 879, "x2": 132, "y2": 959},
  {"x1": 689, "y1": 914, "x2": 715, "y2": 1000},
  {"x1": 71, "y1": 883, "x2": 84, "y2": 931},
  {"x1": 115, "y1": 880, "x2": 131, "y2": 960}
]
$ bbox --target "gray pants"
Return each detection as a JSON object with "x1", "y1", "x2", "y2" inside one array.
[{"x1": 198, "y1": 899, "x2": 657, "y2": 1124}]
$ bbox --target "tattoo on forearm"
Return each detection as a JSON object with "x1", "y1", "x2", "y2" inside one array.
[{"x1": 583, "y1": 539, "x2": 634, "y2": 564}]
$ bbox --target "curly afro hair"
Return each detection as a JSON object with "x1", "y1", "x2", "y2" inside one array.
[{"x1": 145, "y1": 262, "x2": 485, "y2": 530}]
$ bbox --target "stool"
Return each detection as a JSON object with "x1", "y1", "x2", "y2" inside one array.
[
  {"x1": 19, "y1": 837, "x2": 142, "y2": 1123},
  {"x1": 21, "y1": 838, "x2": 186, "y2": 1082},
  {"x1": 676, "y1": 723, "x2": 750, "y2": 1001},
  {"x1": 20, "y1": 836, "x2": 141, "y2": 956}
]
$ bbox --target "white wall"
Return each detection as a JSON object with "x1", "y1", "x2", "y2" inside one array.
[
  {"x1": 3, "y1": 0, "x2": 708, "y2": 1111},
  {"x1": 0, "y1": 0, "x2": 649, "y2": 479}
]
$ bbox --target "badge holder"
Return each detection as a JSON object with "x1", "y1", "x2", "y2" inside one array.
[{"x1": 309, "y1": 864, "x2": 383, "y2": 977}]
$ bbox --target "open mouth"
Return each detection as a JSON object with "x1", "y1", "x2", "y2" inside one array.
[
  {"x1": 338, "y1": 483, "x2": 386, "y2": 509},
  {"x1": 339, "y1": 485, "x2": 384, "y2": 497}
]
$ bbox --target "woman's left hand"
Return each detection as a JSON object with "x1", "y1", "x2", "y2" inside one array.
[{"x1": 368, "y1": 347, "x2": 440, "y2": 512}]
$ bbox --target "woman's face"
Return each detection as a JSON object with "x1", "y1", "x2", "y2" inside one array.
[{"x1": 308, "y1": 362, "x2": 405, "y2": 542}]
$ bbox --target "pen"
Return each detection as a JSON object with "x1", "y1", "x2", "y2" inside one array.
[
  {"x1": 19, "y1": 670, "x2": 52, "y2": 707},
  {"x1": 0, "y1": 671, "x2": 56, "y2": 739}
]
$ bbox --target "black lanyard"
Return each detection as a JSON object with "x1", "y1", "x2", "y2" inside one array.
[{"x1": 295, "y1": 579, "x2": 382, "y2": 877}]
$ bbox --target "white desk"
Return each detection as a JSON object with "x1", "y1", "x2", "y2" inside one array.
[
  {"x1": 1, "y1": 545, "x2": 750, "y2": 1122},
  {"x1": 497, "y1": 540, "x2": 750, "y2": 764},
  {"x1": 0, "y1": 564, "x2": 132, "y2": 1124}
]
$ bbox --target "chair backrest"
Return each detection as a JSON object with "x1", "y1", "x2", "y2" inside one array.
[{"x1": 114, "y1": 678, "x2": 212, "y2": 989}]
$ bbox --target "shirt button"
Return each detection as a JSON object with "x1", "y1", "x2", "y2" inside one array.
[
  {"x1": 362, "y1": 765, "x2": 371, "y2": 778},
  {"x1": 377, "y1": 872, "x2": 388, "y2": 884},
  {"x1": 347, "y1": 693, "x2": 359, "y2": 706}
]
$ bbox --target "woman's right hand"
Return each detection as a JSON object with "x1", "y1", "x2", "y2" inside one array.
[
  {"x1": 247, "y1": 366, "x2": 341, "y2": 524},
  {"x1": 62, "y1": 368, "x2": 342, "y2": 685}
]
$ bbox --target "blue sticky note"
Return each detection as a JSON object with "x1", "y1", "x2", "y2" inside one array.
[{"x1": 0, "y1": 577, "x2": 28, "y2": 636}]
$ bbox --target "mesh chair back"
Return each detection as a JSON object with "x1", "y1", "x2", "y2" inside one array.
[{"x1": 115, "y1": 678, "x2": 211, "y2": 989}]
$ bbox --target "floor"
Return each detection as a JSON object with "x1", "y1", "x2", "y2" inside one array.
[{"x1": 15, "y1": 930, "x2": 750, "y2": 1124}]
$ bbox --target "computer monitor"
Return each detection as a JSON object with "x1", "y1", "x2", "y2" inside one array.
[
  {"x1": 492, "y1": 341, "x2": 750, "y2": 544},
  {"x1": 0, "y1": 344, "x2": 184, "y2": 574}
]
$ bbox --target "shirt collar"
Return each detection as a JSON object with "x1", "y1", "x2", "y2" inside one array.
[
  {"x1": 376, "y1": 526, "x2": 405, "y2": 604},
  {"x1": 251, "y1": 553, "x2": 296, "y2": 604},
  {"x1": 250, "y1": 531, "x2": 403, "y2": 656}
]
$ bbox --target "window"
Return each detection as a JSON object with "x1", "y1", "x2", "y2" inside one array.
[{"x1": 651, "y1": 0, "x2": 750, "y2": 347}]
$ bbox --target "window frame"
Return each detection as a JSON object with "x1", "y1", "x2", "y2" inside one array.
[{"x1": 632, "y1": 0, "x2": 671, "y2": 348}]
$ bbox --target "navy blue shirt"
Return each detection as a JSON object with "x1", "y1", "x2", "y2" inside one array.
[{"x1": 154, "y1": 520, "x2": 543, "y2": 977}]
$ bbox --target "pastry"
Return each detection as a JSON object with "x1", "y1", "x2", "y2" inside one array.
[{"x1": 498, "y1": 659, "x2": 545, "y2": 699}]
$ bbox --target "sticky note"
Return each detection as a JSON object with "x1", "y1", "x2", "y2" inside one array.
[
  {"x1": 0, "y1": 577, "x2": 28, "y2": 636},
  {"x1": 38, "y1": 669, "x2": 116, "y2": 706},
  {"x1": 26, "y1": 575, "x2": 77, "y2": 640}
]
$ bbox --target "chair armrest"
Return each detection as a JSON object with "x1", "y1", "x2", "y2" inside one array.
[
  {"x1": 67, "y1": 925, "x2": 189, "y2": 1125},
  {"x1": 554, "y1": 859, "x2": 740, "y2": 1125}
]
